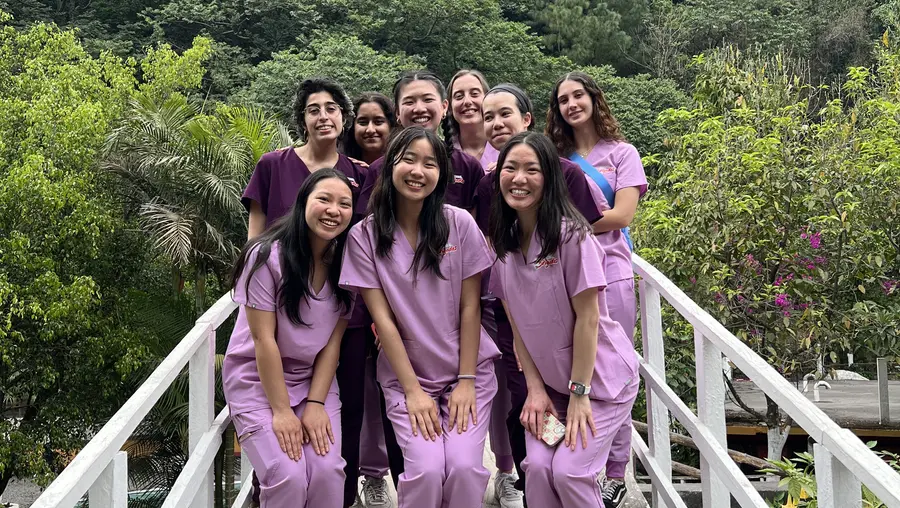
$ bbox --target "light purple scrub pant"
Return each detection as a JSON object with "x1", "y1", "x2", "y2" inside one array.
[
  {"x1": 383, "y1": 361, "x2": 498, "y2": 508},
  {"x1": 523, "y1": 388, "x2": 635, "y2": 508},
  {"x1": 359, "y1": 350, "x2": 390, "y2": 478},
  {"x1": 603, "y1": 278, "x2": 637, "y2": 479},
  {"x1": 234, "y1": 392, "x2": 346, "y2": 508}
]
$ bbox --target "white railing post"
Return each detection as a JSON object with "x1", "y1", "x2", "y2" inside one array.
[
  {"x1": 190, "y1": 328, "x2": 216, "y2": 508},
  {"x1": 814, "y1": 443, "x2": 861, "y2": 508},
  {"x1": 88, "y1": 451, "x2": 127, "y2": 508},
  {"x1": 694, "y1": 329, "x2": 730, "y2": 507},
  {"x1": 241, "y1": 450, "x2": 252, "y2": 482},
  {"x1": 639, "y1": 279, "x2": 672, "y2": 508}
]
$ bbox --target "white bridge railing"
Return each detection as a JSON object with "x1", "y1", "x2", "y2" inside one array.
[
  {"x1": 631, "y1": 254, "x2": 900, "y2": 508},
  {"x1": 31, "y1": 295, "x2": 252, "y2": 508},
  {"x1": 31, "y1": 254, "x2": 900, "y2": 508}
]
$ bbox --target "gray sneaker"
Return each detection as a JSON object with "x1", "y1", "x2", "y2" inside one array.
[
  {"x1": 494, "y1": 472, "x2": 524, "y2": 508},
  {"x1": 362, "y1": 475, "x2": 393, "y2": 508}
]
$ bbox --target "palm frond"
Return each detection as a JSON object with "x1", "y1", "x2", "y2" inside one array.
[{"x1": 139, "y1": 202, "x2": 194, "y2": 267}]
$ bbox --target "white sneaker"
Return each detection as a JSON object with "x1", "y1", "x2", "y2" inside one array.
[
  {"x1": 493, "y1": 472, "x2": 524, "y2": 508},
  {"x1": 361, "y1": 475, "x2": 393, "y2": 508}
]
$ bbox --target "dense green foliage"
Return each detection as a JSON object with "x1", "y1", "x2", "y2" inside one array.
[{"x1": 2, "y1": 0, "x2": 900, "y2": 500}]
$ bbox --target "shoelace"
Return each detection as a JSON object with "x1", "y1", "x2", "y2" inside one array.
[
  {"x1": 498, "y1": 475, "x2": 520, "y2": 499},
  {"x1": 601, "y1": 479, "x2": 623, "y2": 498},
  {"x1": 363, "y1": 479, "x2": 389, "y2": 503}
]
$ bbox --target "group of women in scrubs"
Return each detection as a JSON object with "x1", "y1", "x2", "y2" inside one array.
[{"x1": 222, "y1": 67, "x2": 648, "y2": 508}]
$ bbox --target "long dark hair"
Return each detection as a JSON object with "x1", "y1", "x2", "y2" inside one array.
[
  {"x1": 342, "y1": 92, "x2": 398, "y2": 160},
  {"x1": 231, "y1": 168, "x2": 354, "y2": 325},
  {"x1": 489, "y1": 132, "x2": 590, "y2": 262},
  {"x1": 443, "y1": 69, "x2": 489, "y2": 150},
  {"x1": 369, "y1": 126, "x2": 451, "y2": 280},
  {"x1": 292, "y1": 77, "x2": 354, "y2": 142},
  {"x1": 545, "y1": 71, "x2": 625, "y2": 157}
]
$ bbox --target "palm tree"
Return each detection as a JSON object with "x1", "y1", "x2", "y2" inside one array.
[
  {"x1": 103, "y1": 93, "x2": 293, "y2": 315},
  {"x1": 103, "y1": 93, "x2": 292, "y2": 506}
]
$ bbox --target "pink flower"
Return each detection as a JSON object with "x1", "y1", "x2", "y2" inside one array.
[
  {"x1": 783, "y1": 310, "x2": 791, "y2": 317},
  {"x1": 775, "y1": 294, "x2": 790, "y2": 307},
  {"x1": 807, "y1": 264, "x2": 815, "y2": 270},
  {"x1": 814, "y1": 256, "x2": 827, "y2": 265},
  {"x1": 801, "y1": 233, "x2": 808, "y2": 240},
  {"x1": 774, "y1": 276, "x2": 783, "y2": 286},
  {"x1": 810, "y1": 233, "x2": 822, "y2": 249},
  {"x1": 690, "y1": 276, "x2": 697, "y2": 285}
]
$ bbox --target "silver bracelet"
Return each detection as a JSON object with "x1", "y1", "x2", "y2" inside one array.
[{"x1": 457, "y1": 374, "x2": 476, "y2": 380}]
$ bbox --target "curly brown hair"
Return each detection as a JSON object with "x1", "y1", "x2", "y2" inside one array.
[{"x1": 545, "y1": 71, "x2": 624, "y2": 157}]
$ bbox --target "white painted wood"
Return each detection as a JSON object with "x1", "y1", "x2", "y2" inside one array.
[
  {"x1": 632, "y1": 255, "x2": 900, "y2": 505},
  {"x1": 639, "y1": 359, "x2": 769, "y2": 508},
  {"x1": 231, "y1": 476, "x2": 254, "y2": 508},
  {"x1": 814, "y1": 443, "x2": 861, "y2": 508},
  {"x1": 189, "y1": 328, "x2": 216, "y2": 508},
  {"x1": 88, "y1": 451, "x2": 127, "y2": 508},
  {"x1": 630, "y1": 428, "x2": 688, "y2": 508},
  {"x1": 241, "y1": 451, "x2": 252, "y2": 482},
  {"x1": 31, "y1": 322, "x2": 210, "y2": 508},
  {"x1": 163, "y1": 408, "x2": 231, "y2": 508},
  {"x1": 878, "y1": 358, "x2": 890, "y2": 424},
  {"x1": 822, "y1": 429, "x2": 900, "y2": 507},
  {"x1": 694, "y1": 330, "x2": 730, "y2": 508},
  {"x1": 196, "y1": 293, "x2": 240, "y2": 330},
  {"x1": 638, "y1": 280, "x2": 672, "y2": 508}
]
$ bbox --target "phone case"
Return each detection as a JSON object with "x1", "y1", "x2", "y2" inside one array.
[{"x1": 541, "y1": 411, "x2": 566, "y2": 446}]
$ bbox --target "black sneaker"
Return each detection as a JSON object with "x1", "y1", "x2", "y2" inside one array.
[{"x1": 601, "y1": 478, "x2": 626, "y2": 508}]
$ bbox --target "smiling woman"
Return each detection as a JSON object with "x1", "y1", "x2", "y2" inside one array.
[{"x1": 224, "y1": 168, "x2": 357, "y2": 508}]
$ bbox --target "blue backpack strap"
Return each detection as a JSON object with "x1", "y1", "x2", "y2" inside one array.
[{"x1": 569, "y1": 153, "x2": 634, "y2": 251}]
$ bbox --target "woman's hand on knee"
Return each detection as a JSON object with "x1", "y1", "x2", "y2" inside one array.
[
  {"x1": 406, "y1": 388, "x2": 441, "y2": 441},
  {"x1": 448, "y1": 379, "x2": 477, "y2": 433},
  {"x1": 564, "y1": 394, "x2": 597, "y2": 451},
  {"x1": 521, "y1": 388, "x2": 557, "y2": 439},
  {"x1": 272, "y1": 408, "x2": 304, "y2": 461},
  {"x1": 301, "y1": 402, "x2": 335, "y2": 456}
]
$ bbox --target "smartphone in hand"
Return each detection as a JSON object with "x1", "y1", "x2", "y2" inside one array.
[{"x1": 541, "y1": 411, "x2": 566, "y2": 446}]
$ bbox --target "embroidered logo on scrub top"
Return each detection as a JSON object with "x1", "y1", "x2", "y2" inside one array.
[
  {"x1": 441, "y1": 243, "x2": 458, "y2": 255},
  {"x1": 347, "y1": 177, "x2": 359, "y2": 188},
  {"x1": 453, "y1": 174, "x2": 464, "y2": 184},
  {"x1": 599, "y1": 166, "x2": 616, "y2": 174},
  {"x1": 533, "y1": 256, "x2": 559, "y2": 269}
]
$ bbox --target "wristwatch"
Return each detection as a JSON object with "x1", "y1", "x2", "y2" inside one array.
[{"x1": 568, "y1": 380, "x2": 591, "y2": 396}]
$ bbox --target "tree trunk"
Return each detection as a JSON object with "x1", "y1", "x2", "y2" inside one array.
[
  {"x1": 195, "y1": 263, "x2": 207, "y2": 318},
  {"x1": 765, "y1": 395, "x2": 790, "y2": 461},
  {"x1": 224, "y1": 423, "x2": 236, "y2": 506},
  {"x1": 0, "y1": 467, "x2": 13, "y2": 502},
  {"x1": 214, "y1": 436, "x2": 224, "y2": 508}
]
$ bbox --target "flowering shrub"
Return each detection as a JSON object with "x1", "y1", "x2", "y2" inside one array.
[{"x1": 635, "y1": 40, "x2": 900, "y2": 451}]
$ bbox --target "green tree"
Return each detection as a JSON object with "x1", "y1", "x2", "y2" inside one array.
[
  {"x1": 636, "y1": 45, "x2": 900, "y2": 460},
  {"x1": 0, "y1": 11, "x2": 145, "y2": 496},
  {"x1": 103, "y1": 95, "x2": 291, "y2": 315},
  {"x1": 529, "y1": 0, "x2": 650, "y2": 72},
  {"x1": 0, "y1": 13, "x2": 222, "y2": 497},
  {"x1": 237, "y1": 33, "x2": 423, "y2": 121}
]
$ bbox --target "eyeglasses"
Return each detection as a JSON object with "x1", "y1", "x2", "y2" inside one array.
[{"x1": 305, "y1": 103, "x2": 341, "y2": 117}]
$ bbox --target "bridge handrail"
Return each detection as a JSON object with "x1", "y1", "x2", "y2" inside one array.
[
  {"x1": 31, "y1": 294, "x2": 241, "y2": 508},
  {"x1": 632, "y1": 253, "x2": 900, "y2": 507}
]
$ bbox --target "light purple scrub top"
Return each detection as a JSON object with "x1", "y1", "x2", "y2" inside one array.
[
  {"x1": 340, "y1": 205, "x2": 502, "y2": 395},
  {"x1": 223, "y1": 242, "x2": 354, "y2": 417},
  {"x1": 489, "y1": 223, "x2": 638, "y2": 402},
  {"x1": 578, "y1": 140, "x2": 648, "y2": 283}
]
